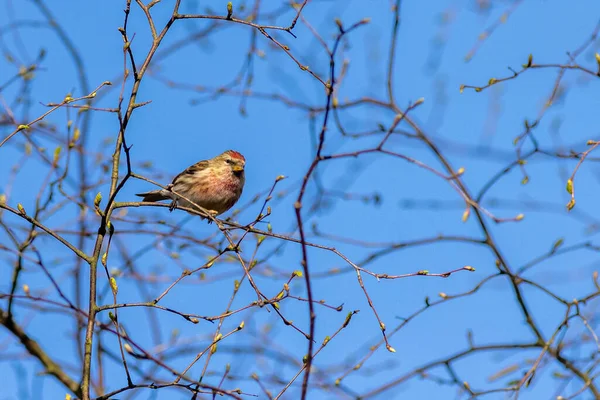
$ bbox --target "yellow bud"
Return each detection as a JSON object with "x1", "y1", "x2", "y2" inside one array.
[
  {"x1": 23, "y1": 284, "x2": 30, "y2": 296},
  {"x1": 94, "y1": 192, "x2": 102, "y2": 208},
  {"x1": 566, "y1": 199, "x2": 575, "y2": 211},
  {"x1": 551, "y1": 238, "x2": 564, "y2": 252},
  {"x1": 343, "y1": 311, "x2": 353, "y2": 327},
  {"x1": 566, "y1": 179, "x2": 573, "y2": 195},
  {"x1": 293, "y1": 270, "x2": 303, "y2": 277},
  {"x1": 101, "y1": 252, "x2": 108, "y2": 266},
  {"x1": 17, "y1": 203, "x2": 26, "y2": 214},
  {"x1": 275, "y1": 175, "x2": 286, "y2": 182},
  {"x1": 439, "y1": 292, "x2": 448, "y2": 299},
  {"x1": 386, "y1": 344, "x2": 396, "y2": 353},
  {"x1": 464, "y1": 265, "x2": 475, "y2": 272},
  {"x1": 461, "y1": 208, "x2": 470, "y2": 222},
  {"x1": 515, "y1": 213, "x2": 525, "y2": 221},
  {"x1": 52, "y1": 147, "x2": 61, "y2": 165},
  {"x1": 0, "y1": 194, "x2": 6, "y2": 205},
  {"x1": 110, "y1": 276, "x2": 118, "y2": 295}
]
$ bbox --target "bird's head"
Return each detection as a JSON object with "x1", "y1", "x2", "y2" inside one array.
[{"x1": 218, "y1": 150, "x2": 246, "y2": 177}]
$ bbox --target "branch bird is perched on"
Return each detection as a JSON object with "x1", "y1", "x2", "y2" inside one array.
[{"x1": 136, "y1": 150, "x2": 246, "y2": 217}]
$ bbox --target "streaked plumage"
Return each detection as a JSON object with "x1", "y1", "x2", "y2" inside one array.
[{"x1": 136, "y1": 150, "x2": 245, "y2": 217}]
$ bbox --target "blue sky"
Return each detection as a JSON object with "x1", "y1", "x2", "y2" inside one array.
[{"x1": 1, "y1": 1, "x2": 600, "y2": 399}]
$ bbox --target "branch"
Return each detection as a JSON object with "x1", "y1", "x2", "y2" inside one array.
[{"x1": 0, "y1": 310, "x2": 81, "y2": 397}]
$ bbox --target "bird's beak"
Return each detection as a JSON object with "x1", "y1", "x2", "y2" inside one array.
[{"x1": 231, "y1": 165, "x2": 244, "y2": 172}]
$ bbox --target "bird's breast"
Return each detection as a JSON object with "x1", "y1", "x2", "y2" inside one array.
[{"x1": 218, "y1": 174, "x2": 244, "y2": 196}]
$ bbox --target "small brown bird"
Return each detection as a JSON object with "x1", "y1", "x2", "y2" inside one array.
[{"x1": 136, "y1": 150, "x2": 245, "y2": 216}]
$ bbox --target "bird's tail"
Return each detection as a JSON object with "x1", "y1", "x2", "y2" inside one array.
[{"x1": 136, "y1": 190, "x2": 170, "y2": 203}]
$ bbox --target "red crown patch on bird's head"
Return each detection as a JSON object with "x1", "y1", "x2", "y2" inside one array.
[{"x1": 225, "y1": 150, "x2": 245, "y2": 161}]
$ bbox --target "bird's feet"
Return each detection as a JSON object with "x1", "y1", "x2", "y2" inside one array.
[
  {"x1": 169, "y1": 200, "x2": 178, "y2": 212},
  {"x1": 205, "y1": 209, "x2": 219, "y2": 224}
]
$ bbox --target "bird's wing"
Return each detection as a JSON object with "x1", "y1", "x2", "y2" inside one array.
[{"x1": 171, "y1": 160, "x2": 210, "y2": 184}]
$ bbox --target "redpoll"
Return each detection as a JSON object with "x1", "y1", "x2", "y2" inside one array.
[{"x1": 136, "y1": 150, "x2": 245, "y2": 217}]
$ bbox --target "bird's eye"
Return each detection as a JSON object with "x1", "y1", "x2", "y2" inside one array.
[{"x1": 225, "y1": 159, "x2": 233, "y2": 164}]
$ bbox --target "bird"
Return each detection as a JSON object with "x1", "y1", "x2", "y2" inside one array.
[{"x1": 136, "y1": 150, "x2": 245, "y2": 218}]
